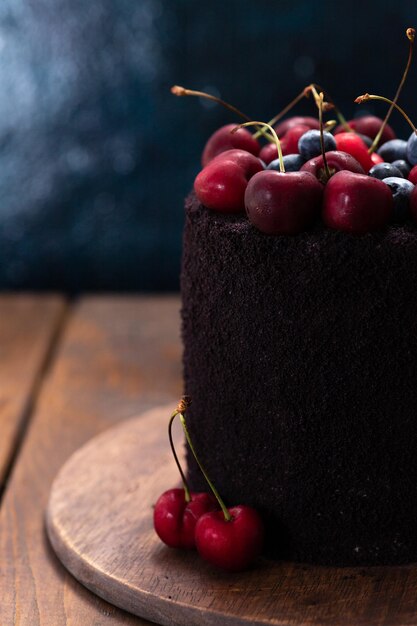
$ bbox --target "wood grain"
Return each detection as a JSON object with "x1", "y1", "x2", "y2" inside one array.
[
  {"x1": 0, "y1": 294, "x2": 66, "y2": 488},
  {"x1": 45, "y1": 404, "x2": 417, "y2": 626},
  {"x1": 0, "y1": 295, "x2": 182, "y2": 626}
]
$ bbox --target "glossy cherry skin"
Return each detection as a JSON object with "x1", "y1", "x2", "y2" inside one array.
[
  {"x1": 300, "y1": 150, "x2": 364, "y2": 183},
  {"x1": 201, "y1": 124, "x2": 260, "y2": 167},
  {"x1": 195, "y1": 150, "x2": 263, "y2": 213},
  {"x1": 259, "y1": 124, "x2": 310, "y2": 164},
  {"x1": 154, "y1": 489, "x2": 218, "y2": 549},
  {"x1": 334, "y1": 116, "x2": 396, "y2": 144},
  {"x1": 408, "y1": 164, "x2": 417, "y2": 184},
  {"x1": 274, "y1": 115, "x2": 320, "y2": 137},
  {"x1": 245, "y1": 170, "x2": 323, "y2": 235},
  {"x1": 323, "y1": 171, "x2": 393, "y2": 234},
  {"x1": 334, "y1": 132, "x2": 375, "y2": 172},
  {"x1": 195, "y1": 505, "x2": 264, "y2": 571}
]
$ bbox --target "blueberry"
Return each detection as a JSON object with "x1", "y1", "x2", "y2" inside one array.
[
  {"x1": 391, "y1": 159, "x2": 411, "y2": 177},
  {"x1": 267, "y1": 154, "x2": 305, "y2": 172},
  {"x1": 377, "y1": 139, "x2": 408, "y2": 162},
  {"x1": 369, "y1": 162, "x2": 403, "y2": 180},
  {"x1": 406, "y1": 132, "x2": 417, "y2": 165},
  {"x1": 298, "y1": 130, "x2": 336, "y2": 160},
  {"x1": 382, "y1": 176, "x2": 414, "y2": 221}
]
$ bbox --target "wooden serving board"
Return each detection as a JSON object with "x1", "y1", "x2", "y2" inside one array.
[{"x1": 46, "y1": 405, "x2": 417, "y2": 626}]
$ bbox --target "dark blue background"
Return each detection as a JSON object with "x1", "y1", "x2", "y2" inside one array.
[{"x1": 0, "y1": 0, "x2": 416, "y2": 292}]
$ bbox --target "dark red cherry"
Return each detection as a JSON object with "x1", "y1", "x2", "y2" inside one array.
[
  {"x1": 195, "y1": 149, "x2": 263, "y2": 212},
  {"x1": 334, "y1": 116, "x2": 396, "y2": 144},
  {"x1": 323, "y1": 170, "x2": 393, "y2": 234},
  {"x1": 154, "y1": 489, "x2": 219, "y2": 549},
  {"x1": 245, "y1": 169, "x2": 323, "y2": 235},
  {"x1": 195, "y1": 505, "x2": 264, "y2": 571},
  {"x1": 201, "y1": 124, "x2": 260, "y2": 167},
  {"x1": 300, "y1": 150, "x2": 365, "y2": 183},
  {"x1": 274, "y1": 116, "x2": 320, "y2": 137}
]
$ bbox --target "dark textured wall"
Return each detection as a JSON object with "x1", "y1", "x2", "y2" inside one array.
[{"x1": 0, "y1": 0, "x2": 416, "y2": 291}]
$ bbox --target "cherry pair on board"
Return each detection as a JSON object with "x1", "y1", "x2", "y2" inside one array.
[{"x1": 153, "y1": 397, "x2": 264, "y2": 572}]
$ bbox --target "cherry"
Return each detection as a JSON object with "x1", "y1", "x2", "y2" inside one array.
[
  {"x1": 195, "y1": 506, "x2": 264, "y2": 571},
  {"x1": 334, "y1": 116, "x2": 396, "y2": 144},
  {"x1": 301, "y1": 150, "x2": 364, "y2": 183},
  {"x1": 274, "y1": 115, "x2": 320, "y2": 137},
  {"x1": 242, "y1": 120, "x2": 323, "y2": 234},
  {"x1": 370, "y1": 152, "x2": 384, "y2": 166},
  {"x1": 334, "y1": 132, "x2": 375, "y2": 172},
  {"x1": 323, "y1": 171, "x2": 393, "y2": 234},
  {"x1": 178, "y1": 395, "x2": 264, "y2": 571},
  {"x1": 408, "y1": 164, "x2": 417, "y2": 184},
  {"x1": 201, "y1": 124, "x2": 260, "y2": 167},
  {"x1": 154, "y1": 489, "x2": 218, "y2": 549},
  {"x1": 153, "y1": 398, "x2": 219, "y2": 550},
  {"x1": 245, "y1": 170, "x2": 323, "y2": 234},
  {"x1": 194, "y1": 149, "x2": 263, "y2": 213}
]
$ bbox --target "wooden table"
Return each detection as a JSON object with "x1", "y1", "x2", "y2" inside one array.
[{"x1": 0, "y1": 294, "x2": 182, "y2": 626}]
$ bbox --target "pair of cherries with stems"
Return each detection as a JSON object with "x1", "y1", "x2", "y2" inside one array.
[{"x1": 153, "y1": 397, "x2": 264, "y2": 571}]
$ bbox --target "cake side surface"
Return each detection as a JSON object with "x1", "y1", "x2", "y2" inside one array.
[{"x1": 181, "y1": 192, "x2": 417, "y2": 565}]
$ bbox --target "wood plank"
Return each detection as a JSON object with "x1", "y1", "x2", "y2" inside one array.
[
  {"x1": 0, "y1": 294, "x2": 66, "y2": 488},
  {"x1": 46, "y1": 405, "x2": 417, "y2": 626},
  {"x1": 0, "y1": 295, "x2": 182, "y2": 626}
]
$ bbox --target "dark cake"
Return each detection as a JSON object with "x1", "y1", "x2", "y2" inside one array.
[{"x1": 182, "y1": 192, "x2": 417, "y2": 566}]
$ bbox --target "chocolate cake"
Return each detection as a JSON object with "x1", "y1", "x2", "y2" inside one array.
[{"x1": 181, "y1": 192, "x2": 417, "y2": 566}]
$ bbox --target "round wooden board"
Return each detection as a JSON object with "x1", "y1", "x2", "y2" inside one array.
[{"x1": 46, "y1": 405, "x2": 417, "y2": 626}]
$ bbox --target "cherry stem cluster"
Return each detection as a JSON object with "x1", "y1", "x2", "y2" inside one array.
[
  {"x1": 252, "y1": 88, "x2": 307, "y2": 139},
  {"x1": 168, "y1": 400, "x2": 192, "y2": 502},
  {"x1": 179, "y1": 410, "x2": 232, "y2": 522},
  {"x1": 171, "y1": 85, "x2": 274, "y2": 143},
  {"x1": 355, "y1": 93, "x2": 417, "y2": 136},
  {"x1": 318, "y1": 92, "x2": 331, "y2": 181},
  {"x1": 368, "y1": 27, "x2": 415, "y2": 154}
]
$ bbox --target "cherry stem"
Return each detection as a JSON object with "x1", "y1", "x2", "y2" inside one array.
[
  {"x1": 311, "y1": 83, "x2": 351, "y2": 132},
  {"x1": 252, "y1": 88, "x2": 308, "y2": 139},
  {"x1": 171, "y1": 85, "x2": 273, "y2": 142},
  {"x1": 235, "y1": 121, "x2": 285, "y2": 172},
  {"x1": 169, "y1": 398, "x2": 193, "y2": 502},
  {"x1": 318, "y1": 92, "x2": 331, "y2": 182},
  {"x1": 368, "y1": 27, "x2": 415, "y2": 154},
  {"x1": 179, "y1": 411, "x2": 232, "y2": 522},
  {"x1": 355, "y1": 93, "x2": 417, "y2": 135}
]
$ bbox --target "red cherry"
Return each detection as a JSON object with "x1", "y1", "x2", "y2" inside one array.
[
  {"x1": 245, "y1": 170, "x2": 323, "y2": 235},
  {"x1": 259, "y1": 124, "x2": 310, "y2": 164},
  {"x1": 195, "y1": 505, "x2": 264, "y2": 571},
  {"x1": 154, "y1": 488, "x2": 218, "y2": 549},
  {"x1": 334, "y1": 116, "x2": 396, "y2": 143},
  {"x1": 370, "y1": 152, "x2": 384, "y2": 165},
  {"x1": 323, "y1": 170, "x2": 393, "y2": 234},
  {"x1": 274, "y1": 115, "x2": 320, "y2": 137},
  {"x1": 300, "y1": 150, "x2": 365, "y2": 183},
  {"x1": 194, "y1": 150, "x2": 263, "y2": 213},
  {"x1": 334, "y1": 132, "x2": 375, "y2": 172},
  {"x1": 201, "y1": 124, "x2": 260, "y2": 167},
  {"x1": 409, "y1": 164, "x2": 417, "y2": 184}
]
